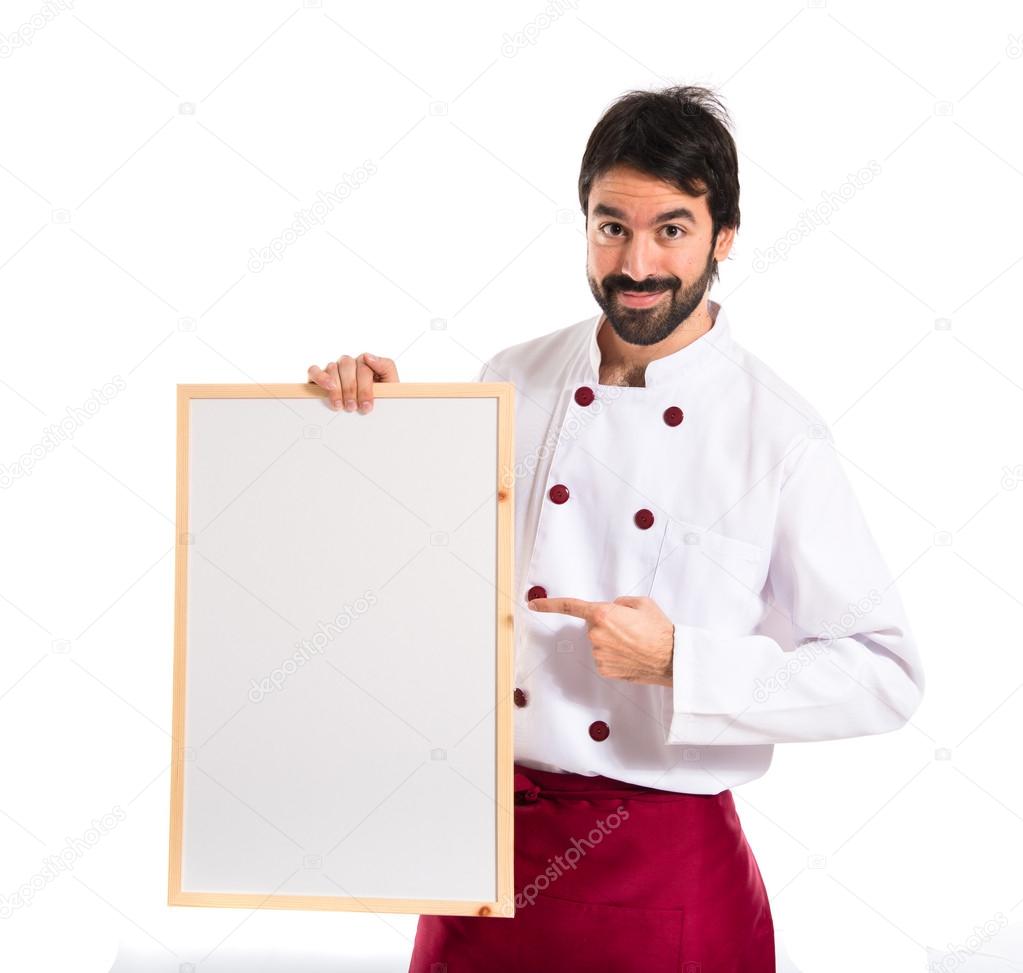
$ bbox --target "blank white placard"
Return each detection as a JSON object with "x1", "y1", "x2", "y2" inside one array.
[{"x1": 168, "y1": 382, "x2": 515, "y2": 917}]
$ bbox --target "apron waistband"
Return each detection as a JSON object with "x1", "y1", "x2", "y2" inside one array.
[{"x1": 513, "y1": 762, "x2": 729, "y2": 804}]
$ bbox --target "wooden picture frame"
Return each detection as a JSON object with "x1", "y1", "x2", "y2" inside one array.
[{"x1": 168, "y1": 382, "x2": 515, "y2": 916}]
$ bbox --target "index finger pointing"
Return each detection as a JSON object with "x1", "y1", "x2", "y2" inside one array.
[{"x1": 528, "y1": 597, "x2": 597, "y2": 620}]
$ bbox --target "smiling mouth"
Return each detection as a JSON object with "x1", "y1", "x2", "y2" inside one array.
[{"x1": 617, "y1": 289, "x2": 667, "y2": 304}]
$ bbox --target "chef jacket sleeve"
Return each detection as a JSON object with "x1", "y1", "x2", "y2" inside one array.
[{"x1": 662, "y1": 428, "x2": 925, "y2": 747}]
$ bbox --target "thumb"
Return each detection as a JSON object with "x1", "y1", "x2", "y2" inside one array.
[{"x1": 360, "y1": 353, "x2": 399, "y2": 382}]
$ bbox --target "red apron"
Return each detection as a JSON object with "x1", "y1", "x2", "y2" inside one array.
[{"x1": 408, "y1": 762, "x2": 775, "y2": 972}]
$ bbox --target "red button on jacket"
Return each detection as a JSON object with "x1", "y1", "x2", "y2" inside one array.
[
  {"x1": 634, "y1": 508, "x2": 655, "y2": 530},
  {"x1": 549, "y1": 483, "x2": 570, "y2": 504},
  {"x1": 514, "y1": 688, "x2": 527, "y2": 708},
  {"x1": 588, "y1": 720, "x2": 610, "y2": 741},
  {"x1": 663, "y1": 406, "x2": 684, "y2": 426},
  {"x1": 527, "y1": 585, "x2": 547, "y2": 602},
  {"x1": 574, "y1": 386, "x2": 595, "y2": 406}
]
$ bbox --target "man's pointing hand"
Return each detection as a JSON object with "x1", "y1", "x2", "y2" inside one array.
[{"x1": 528, "y1": 595, "x2": 675, "y2": 687}]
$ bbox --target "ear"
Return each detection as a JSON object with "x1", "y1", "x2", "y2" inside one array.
[{"x1": 713, "y1": 225, "x2": 736, "y2": 263}]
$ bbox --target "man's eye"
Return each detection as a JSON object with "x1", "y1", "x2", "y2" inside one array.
[
  {"x1": 662, "y1": 225, "x2": 685, "y2": 239},
  {"x1": 599, "y1": 223, "x2": 623, "y2": 236}
]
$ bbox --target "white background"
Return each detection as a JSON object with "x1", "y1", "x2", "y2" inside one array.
[{"x1": 1, "y1": 1, "x2": 1021, "y2": 971}]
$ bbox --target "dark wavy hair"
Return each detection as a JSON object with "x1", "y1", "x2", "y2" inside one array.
[{"x1": 578, "y1": 85, "x2": 740, "y2": 284}]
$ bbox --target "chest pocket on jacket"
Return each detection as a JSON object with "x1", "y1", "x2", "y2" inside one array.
[{"x1": 650, "y1": 518, "x2": 767, "y2": 632}]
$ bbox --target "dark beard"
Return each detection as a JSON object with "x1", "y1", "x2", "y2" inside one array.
[{"x1": 588, "y1": 242, "x2": 717, "y2": 347}]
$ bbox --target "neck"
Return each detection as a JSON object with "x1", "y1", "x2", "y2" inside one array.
[{"x1": 598, "y1": 300, "x2": 718, "y2": 386}]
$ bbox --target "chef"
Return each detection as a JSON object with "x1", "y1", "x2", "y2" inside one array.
[{"x1": 308, "y1": 84, "x2": 925, "y2": 973}]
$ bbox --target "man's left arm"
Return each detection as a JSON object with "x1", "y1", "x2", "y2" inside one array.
[{"x1": 661, "y1": 429, "x2": 926, "y2": 747}]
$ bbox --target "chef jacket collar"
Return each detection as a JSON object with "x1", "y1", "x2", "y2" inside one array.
[{"x1": 585, "y1": 299, "x2": 731, "y2": 388}]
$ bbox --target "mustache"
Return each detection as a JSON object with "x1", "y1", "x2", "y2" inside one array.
[{"x1": 606, "y1": 279, "x2": 678, "y2": 293}]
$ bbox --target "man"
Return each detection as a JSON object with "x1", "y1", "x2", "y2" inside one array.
[{"x1": 307, "y1": 85, "x2": 925, "y2": 972}]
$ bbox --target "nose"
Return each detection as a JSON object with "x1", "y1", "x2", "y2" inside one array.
[{"x1": 619, "y1": 233, "x2": 658, "y2": 284}]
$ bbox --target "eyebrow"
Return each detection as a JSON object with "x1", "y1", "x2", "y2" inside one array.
[{"x1": 592, "y1": 202, "x2": 697, "y2": 226}]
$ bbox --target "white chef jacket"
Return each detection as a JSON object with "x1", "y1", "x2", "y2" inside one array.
[{"x1": 474, "y1": 298, "x2": 925, "y2": 794}]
